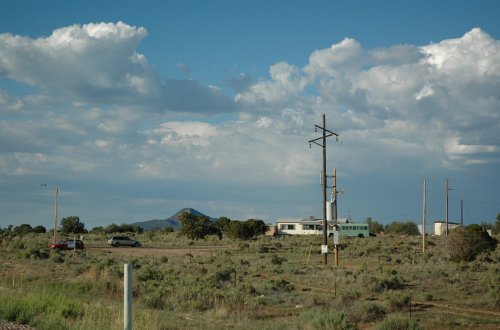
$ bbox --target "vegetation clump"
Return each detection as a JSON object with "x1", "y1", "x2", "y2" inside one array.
[
  {"x1": 448, "y1": 224, "x2": 498, "y2": 262},
  {"x1": 0, "y1": 218, "x2": 499, "y2": 329},
  {"x1": 384, "y1": 221, "x2": 420, "y2": 236}
]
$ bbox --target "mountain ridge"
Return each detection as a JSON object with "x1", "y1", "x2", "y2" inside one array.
[{"x1": 130, "y1": 208, "x2": 213, "y2": 231}]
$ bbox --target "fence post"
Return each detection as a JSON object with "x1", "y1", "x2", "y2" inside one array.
[{"x1": 124, "y1": 263, "x2": 132, "y2": 330}]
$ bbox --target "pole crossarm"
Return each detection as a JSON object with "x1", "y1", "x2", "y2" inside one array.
[{"x1": 308, "y1": 129, "x2": 338, "y2": 147}]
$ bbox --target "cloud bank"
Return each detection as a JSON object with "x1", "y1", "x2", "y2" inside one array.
[{"x1": 0, "y1": 22, "x2": 499, "y2": 226}]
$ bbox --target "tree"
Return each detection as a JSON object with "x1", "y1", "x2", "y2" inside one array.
[
  {"x1": 103, "y1": 223, "x2": 143, "y2": 234},
  {"x1": 90, "y1": 226, "x2": 104, "y2": 233},
  {"x1": 163, "y1": 226, "x2": 174, "y2": 233},
  {"x1": 225, "y1": 219, "x2": 267, "y2": 240},
  {"x1": 246, "y1": 219, "x2": 267, "y2": 236},
  {"x1": 384, "y1": 221, "x2": 420, "y2": 236},
  {"x1": 104, "y1": 223, "x2": 120, "y2": 234},
  {"x1": 179, "y1": 212, "x2": 214, "y2": 240},
  {"x1": 60, "y1": 216, "x2": 86, "y2": 234},
  {"x1": 448, "y1": 224, "x2": 498, "y2": 262},
  {"x1": 32, "y1": 225, "x2": 47, "y2": 233},
  {"x1": 494, "y1": 213, "x2": 500, "y2": 234},
  {"x1": 13, "y1": 224, "x2": 32, "y2": 235},
  {"x1": 226, "y1": 221, "x2": 254, "y2": 240},
  {"x1": 366, "y1": 217, "x2": 384, "y2": 234},
  {"x1": 213, "y1": 217, "x2": 231, "y2": 233}
]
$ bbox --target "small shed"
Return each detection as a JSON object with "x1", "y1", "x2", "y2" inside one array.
[
  {"x1": 434, "y1": 221, "x2": 461, "y2": 235},
  {"x1": 265, "y1": 224, "x2": 278, "y2": 236}
]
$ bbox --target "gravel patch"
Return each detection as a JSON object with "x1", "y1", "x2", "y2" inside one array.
[{"x1": 0, "y1": 320, "x2": 35, "y2": 330}]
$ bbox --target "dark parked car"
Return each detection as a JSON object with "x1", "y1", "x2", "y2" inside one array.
[
  {"x1": 107, "y1": 236, "x2": 141, "y2": 247},
  {"x1": 48, "y1": 239, "x2": 84, "y2": 250}
]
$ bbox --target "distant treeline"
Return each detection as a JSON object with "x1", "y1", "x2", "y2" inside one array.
[
  {"x1": 90, "y1": 223, "x2": 144, "y2": 234},
  {"x1": 365, "y1": 218, "x2": 420, "y2": 235},
  {"x1": 0, "y1": 221, "x2": 144, "y2": 236},
  {"x1": 0, "y1": 224, "x2": 47, "y2": 235}
]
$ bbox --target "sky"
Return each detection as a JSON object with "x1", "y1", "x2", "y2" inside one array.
[{"x1": 1, "y1": 0, "x2": 499, "y2": 231}]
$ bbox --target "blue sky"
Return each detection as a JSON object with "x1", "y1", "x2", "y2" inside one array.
[{"x1": 1, "y1": 0, "x2": 499, "y2": 230}]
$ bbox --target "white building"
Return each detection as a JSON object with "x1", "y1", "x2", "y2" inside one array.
[
  {"x1": 274, "y1": 217, "x2": 350, "y2": 236},
  {"x1": 434, "y1": 221, "x2": 461, "y2": 235}
]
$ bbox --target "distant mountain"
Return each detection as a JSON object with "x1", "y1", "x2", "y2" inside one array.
[{"x1": 130, "y1": 208, "x2": 213, "y2": 231}]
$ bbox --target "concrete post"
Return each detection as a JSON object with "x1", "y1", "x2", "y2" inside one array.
[{"x1": 124, "y1": 263, "x2": 132, "y2": 330}]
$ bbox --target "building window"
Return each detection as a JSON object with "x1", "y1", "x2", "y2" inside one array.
[
  {"x1": 303, "y1": 224, "x2": 314, "y2": 230},
  {"x1": 281, "y1": 224, "x2": 295, "y2": 230}
]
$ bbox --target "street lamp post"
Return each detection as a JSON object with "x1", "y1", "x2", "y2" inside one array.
[{"x1": 41, "y1": 184, "x2": 59, "y2": 244}]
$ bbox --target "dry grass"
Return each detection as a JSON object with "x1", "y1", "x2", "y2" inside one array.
[{"x1": 0, "y1": 231, "x2": 498, "y2": 329}]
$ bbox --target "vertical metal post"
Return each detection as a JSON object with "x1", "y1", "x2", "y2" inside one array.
[{"x1": 124, "y1": 263, "x2": 132, "y2": 330}]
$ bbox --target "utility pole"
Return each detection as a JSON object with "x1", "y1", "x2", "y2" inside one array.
[
  {"x1": 54, "y1": 187, "x2": 59, "y2": 244},
  {"x1": 309, "y1": 114, "x2": 338, "y2": 266},
  {"x1": 422, "y1": 178, "x2": 426, "y2": 253},
  {"x1": 445, "y1": 177, "x2": 449, "y2": 236},
  {"x1": 42, "y1": 184, "x2": 59, "y2": 244},
  {"x1": 333, "y1": 168, "x2": 339, "y2": 266},
  {"x1": 461, "y1": 200, "x2": 463, "y2": 227},
  {"x1": 333, "y1": 169, "x2": 338, "y2": 225}
]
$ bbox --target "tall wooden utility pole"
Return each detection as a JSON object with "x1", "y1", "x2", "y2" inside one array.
[
  {"x1": 461, "y1": 200, "x2": 464, "y2": 227},
  {"x1": 42, "y1": 184, "x2": 59, "y2": 244},
  {"x1": 309, "y1": 114, "x2": 338, "y2": 266},
  {"x1": 422, "y1": 178, "x2": 426, "y2": 253},
  {"x1": 333, "y1": 168, "x2": 339, "y2": 266},
  {"x1": 333, "y1": 169, "x2": 338, "y2": 224},
  {"x1": 54, "y1": 187, "x2": 59, "y2": 244},
  {"x1": 445, "y1": 177, "x2": 449, "y2": 236}
]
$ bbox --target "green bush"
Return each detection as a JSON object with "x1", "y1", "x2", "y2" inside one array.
[
  {"x1": 385, "y1": 221, "x2": 420, "y2": 236},
  {"x1": 269, "y1": 278, "x2": 294, "y2": 292},
  {"x1": 50, "y1": 250, "x2": 64, "y2": 263},
  {"x1": 214, "y1": 269, "x2": 235, "y2": 288},
  {"x1": 22, "y1": 246, "x2": 50, "y2": 260},
  {"x1": 0, "y1": 292, "x2": 84, "y2": 327},
  {"x1": 302, "y1": 309, "x2": 355, "y2": 330},
  {"x1": 448, "y1": 225, "x2": 498, "y2": 262},
  {"x1": 385, "y1": 290, "x2": 411, "y2": 311},
  {"x1": 271, "y1": 254, "x2": 286, "y2": 265},
  {"x1": 376, "y1": 315, "x2": 422, "y2": 330},
  {"x1": 364, "y1": 273, "x2": 404, "y2": 292},
  {"x1": 337, "y1": 289, "x2": 361, "y2": 308},
  {"x1": 360, "y1": 302, "x2": 387, "y2": 322}
]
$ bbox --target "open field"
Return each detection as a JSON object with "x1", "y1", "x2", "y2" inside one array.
[{"x1": 0, "y1": 232, "x2": 499, "y2": 329}]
